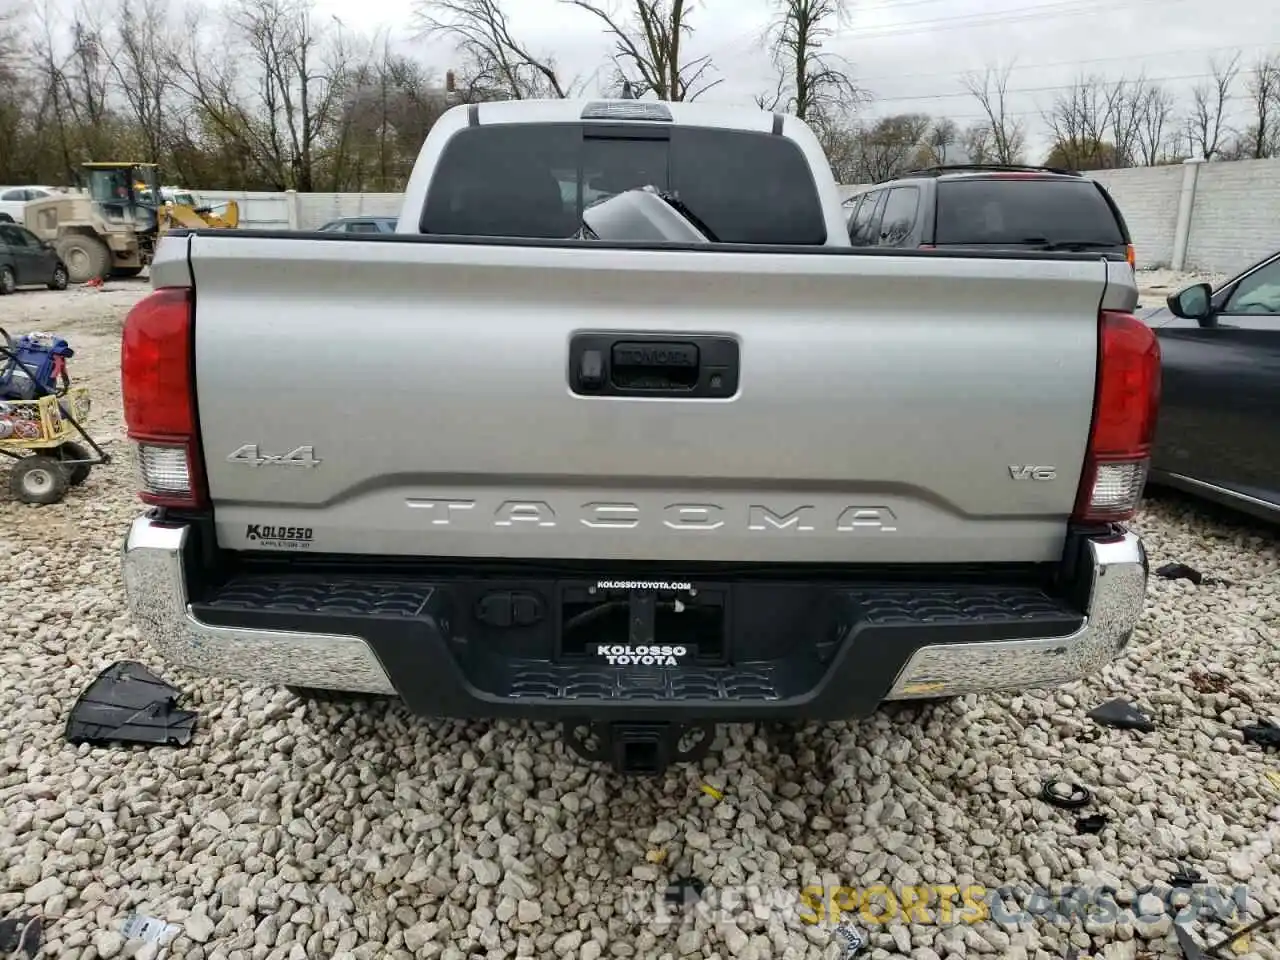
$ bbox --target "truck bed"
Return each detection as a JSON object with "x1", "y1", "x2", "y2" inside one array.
[{"x1": 170, "y1": 231, "x2": 1129, "y2": 566}]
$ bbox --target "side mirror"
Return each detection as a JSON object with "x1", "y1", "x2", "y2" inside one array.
[{"x1": 1166, "y1": 282, "x2": 1213, "y2": 323}]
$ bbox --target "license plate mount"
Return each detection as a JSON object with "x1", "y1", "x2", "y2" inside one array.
[{"x1": 557, "y1": 580, "x2": 729, "y2": 664}]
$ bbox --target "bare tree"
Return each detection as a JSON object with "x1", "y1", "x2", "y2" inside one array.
[
  {"x1": 107, "y1": 0, "x2": 178, "y2": 165},
  {"x1": 1136, "y1": 83, "x2": 1175, "y2": 165},
  {"x1": 414, "y1": 0, "x2": 569, "y2": 99},
  {"x1": 1185, "y1": 51, "x2": 1241, "y2": 159},
  {"x1": 329, "y1": 37, "x2": 453, "y2": 189},
  {"x1": 962, "y1": 62, "x2": 1025, "y2": 163},
  {"x1": 168, "y1": 0, "x2": 355, "y2": 190},
  {"x1": 0, "y1": 3, "x2": 27, "y2": 180},
  {"x1": 756, "y1": 0, "x2": 863, "y2": 122},
  {"x1": 1243, "y1": 52, "x2": 1280, "y2": 158},
  {"x1": 1042, "y1": 74, "x2": 1104, "y2": 168},
  {"x1": 922, "y1": 117, "x2": 958, "y2": 164},
  {"x1": 852, "y1": 112, "x2": 931, "y2": 181},
  {"x1": 563, "y1": 0, "x2": 719, "y2": 100},
  {"x1": 817, "y1": 120, "x2": 861, "y2": 182},
  {"x1": 960, "y1": 122, "x2": 994, "y2": 163},
  {"x1": 1104, "y1": 76, "x2": 1150, "y2": 166}
]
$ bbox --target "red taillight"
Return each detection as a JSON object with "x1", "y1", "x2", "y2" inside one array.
[
  {"x1": 121, "y1": 287, "x2": 207, "y2": 508},
  {"x1": 1072, "y1": 310, "x2": 1161, "y2": 523},
  {"x1": 1125, "y1": 244, "x2": 1136, "y2": 270}
]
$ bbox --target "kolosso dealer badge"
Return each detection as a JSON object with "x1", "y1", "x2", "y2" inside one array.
[{"x1": 595, "y1": 644, "x2": 688, "y2": 666}]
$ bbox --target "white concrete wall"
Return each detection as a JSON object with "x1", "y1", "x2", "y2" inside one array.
[
  {"x1": 1089, "y1": 157, "x2": 1280, "y2": 274},
  {"x1": 195, "y1": 190, "x2": 403, "y2": 231},
  {"x1": 195, "y1": 156, "x2": 1280, "y2": 273},
  {"x1": 1083, "y1": 165, "x2": 1183, "y2": 269}
]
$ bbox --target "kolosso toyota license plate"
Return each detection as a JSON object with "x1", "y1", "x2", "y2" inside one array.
[{"x1": 594, "y1": 644, "x2": 690, "y2": 666}]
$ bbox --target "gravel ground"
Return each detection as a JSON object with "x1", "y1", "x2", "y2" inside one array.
[{"x1": 1, "y1": 283, "x2": 1278, "y2": 960}]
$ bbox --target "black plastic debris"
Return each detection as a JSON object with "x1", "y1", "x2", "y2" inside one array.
[
  {"x1": 1088, "y1": 698, "x2": 1157, "y2": 732},
  {"x1": 1075, "y1": 814, "x2": 1109, "y2": 835},
  {"x1": 0, "y1": 914, "x2": 42, "y2": 959},
  {"x1": 65, "y1": 661, "x2": 198, "y2": 747},
  {"x1": 1155, "y1": 562, "x2": 1228, "y2": 586},
  {"x1": 1039, "y1": 778, "x2": 1093, "y2": 809},
  {"x1": 1240, "y1": 721, "x2": 1280, "y2": 749},
  {"x1": 1175, "y1": 910, "x2": 1280, "y2": 959},
  {"x1": 1170, "y1": 864, "x2": 1205, "y2": 888},
  {"x1": 664, "y1": 877, "x2": 705, "y2": 910}
]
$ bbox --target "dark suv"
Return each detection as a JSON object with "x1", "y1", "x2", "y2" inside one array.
[{"x1": 843, "y1": 164, "x2": 1135, "y2": 269}]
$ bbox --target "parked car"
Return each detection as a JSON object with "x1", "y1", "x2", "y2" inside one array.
[
  {"x1": 1142, "y1": 249, "x2": 1279, "y2": 522},
  {"x1": 0, "y1": 186, "x2": 61, "y2": 225},
  {"x1": 315, "y1": 216, "x2": 398, "y2": 234},
  {"x1": 0, "y1": 223, "x2": 70, "y2": 294},
  {"x1": 843, "y1": 164, "x2": 1136, "y2": 270},
  {"x1": 118, "y1": 99, "x2": 1154, "y2": 776}
]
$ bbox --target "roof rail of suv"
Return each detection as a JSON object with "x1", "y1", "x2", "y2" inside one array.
[{"x1": 895, "y1": 163, "x2": 1084, "y2": 179}]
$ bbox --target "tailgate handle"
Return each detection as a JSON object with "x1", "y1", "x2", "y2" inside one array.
[
  {"x1": 568, "y1": 333, "x2": 738, "y2": 398},
  {"x1": 611, "y1": 342, "x2": 699, "y2": 386}
]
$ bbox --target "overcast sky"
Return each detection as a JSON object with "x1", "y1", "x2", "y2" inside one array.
[{"x1": 302, "y1": 0, "x2": 1274, "y2": 158}]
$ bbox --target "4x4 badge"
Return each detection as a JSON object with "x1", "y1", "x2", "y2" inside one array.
[{"x1": 227, "y1": 444, "x2": 321, "y2": 468}]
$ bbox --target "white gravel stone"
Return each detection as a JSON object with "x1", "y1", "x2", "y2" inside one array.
[
  {"x1": 23, "y1": 876, "x2": 62, "y2": 904},
  {"x1": 1, "y1": 286, "x2": 1278, "y2": 960}
]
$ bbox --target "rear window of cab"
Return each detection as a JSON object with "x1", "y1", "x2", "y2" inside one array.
[
  {"x1": 420, "y1": 123, "x2": 827, "y2": 245},
  {"x1": 934, "y1": 178, "x2": 1127, "y2": 246}
]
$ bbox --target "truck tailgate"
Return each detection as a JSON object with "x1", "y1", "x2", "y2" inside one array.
[{"x1": 188, "y1": 235, "x2": 1110, "y2": 564}]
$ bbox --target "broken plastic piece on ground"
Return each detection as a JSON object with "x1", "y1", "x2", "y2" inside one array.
[
  {"x1": 1088, "y1": 697, "x2": 1157, "y2": 732},
  {"x1": 1240, "y1": 721, "x2": 1280, "y2": 749},
  {"x1": 0, "y1": 914, "x2": 42, "y2": 959},
  {"x1": 1175, "y1": 925, "x2": 1212, "y2": 960},
  {"x1": 1155, "y1": 562, "x2": 1228, "y2": 586},
  {"x1": 1170, "y1": 864, "x2": 1205, "y2": 888},
  {"x1": 1039, "y1": 778, "x2": 1092, "y2": 809},
  {"x1": 664, "y1": 877, "x2": 705, "y2": 910},
  {"x1": 834, "y1": 918, "x2": 867, "y2": 958},
  {"x1": 1175, "y1": 910, "x2": 1280, "y2": 959},
  {"x1": 65, "y1": 661, "x2": 198, "y2": 747},
  {"x1": 1075, "y1": 813, "x2": 1109, "y2": 835},
  {"x1": 120, "y1": 912, "x2": 181, "y2": 943}
]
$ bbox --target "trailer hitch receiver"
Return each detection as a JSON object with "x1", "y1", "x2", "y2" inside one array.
[{"x1": 562, "y1": 721, "x2": 714, "y2": 776}]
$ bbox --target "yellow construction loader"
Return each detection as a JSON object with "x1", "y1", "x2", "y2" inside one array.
[{"x1": 23, "y1": 163, "x2": 239, "y2": 283}]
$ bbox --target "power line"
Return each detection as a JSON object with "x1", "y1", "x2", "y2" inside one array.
[
  {"x1": 686, "y1": 1, "x2": 1275, "y2": 109},
  {"x1": 852, "y1": 41, "x2": 1279, "y2": 85},
  {"x1": 697, "y1": 0, "x2": 1216, "y2": 59},
  {"x1": 691, "y1": 4, "x2": 1274, "y2": 84},
  {"x1": 867, "y1": 66, "x2": 1265, "y2": 105},
  {"x1": 837, "y1": 0, "x2": 1188, "y2": 40}
]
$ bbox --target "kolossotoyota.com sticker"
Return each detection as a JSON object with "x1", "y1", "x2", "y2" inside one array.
[{"x1": 596, "y1": 644, "x2": 688, "y2": 666}]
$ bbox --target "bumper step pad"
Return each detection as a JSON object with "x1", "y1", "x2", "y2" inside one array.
[{"x1": 193, "y1": 573, "x2": 1084, "y2": 719}]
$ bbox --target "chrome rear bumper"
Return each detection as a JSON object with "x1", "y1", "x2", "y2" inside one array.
[
  {"x1": 122, "y1": 518, "x2": 397, "y2": 694},
  {"x1": 122, "y1": 515, "x2": 1146, "y2": 707},
  {"x1": 884, "y1": 531, "x2": 1147, "y2": 699}
]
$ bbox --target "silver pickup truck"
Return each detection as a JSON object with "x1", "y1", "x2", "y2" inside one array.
[{"x1": 120, "y1": 99, "x2": 1157, "y2": 775}]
